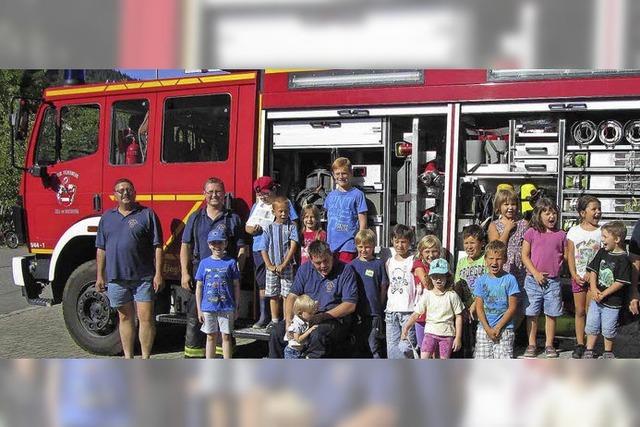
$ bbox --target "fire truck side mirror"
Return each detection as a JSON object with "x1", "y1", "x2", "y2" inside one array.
[
  {"x1": 12, "y1": 99, "x2": 30, "y2": 141},
  {"x1": 29, "y1": 164, "x2": 47, "y2": 178}
]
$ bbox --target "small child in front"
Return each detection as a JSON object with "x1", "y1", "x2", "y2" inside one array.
[
  {"x1": 474, "y1": 240, "x2": 520, "y2": 359},
  {"x1": 195, "y1": 228, "x2": 240, "y2": 359},
  {"x1": 324, "y1": 157, "x2": 368, "y2": 263},
  {"x1": 261, "y1": 196, "x2": 300, "y2": 331},
  {"x1": 583, "y1": 221, "x2": 632, "y2": 359},
  {"x1": 402, "y1": 258, "x2": 464, "y2": 359},
  {"x1": 351, "y1": 229, "x2": 388, "y2": 358},
  {"x1": 284, "y1": 294, "x2": 319, "y2": 359}
]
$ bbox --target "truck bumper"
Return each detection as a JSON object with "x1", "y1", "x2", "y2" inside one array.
[{"x1": 12, "y1": 255, "x2": 46, "y2": 303}]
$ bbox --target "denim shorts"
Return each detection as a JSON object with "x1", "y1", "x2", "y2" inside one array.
[
  {"x1": 107, "y1": 280, "x2": 154, "y2": 308},
  {"x1": 523, "y1": 275, "x2": 563, "y2": 317},
  {"x1": 201, "y1": 312, "x2": 234, "y2": 335},
  {"x1": 585, "y1": 300, "x2": 620, "y2": 339}
]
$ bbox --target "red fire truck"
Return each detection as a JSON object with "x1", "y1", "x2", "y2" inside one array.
[{"x1": 10, "y1": 69, "x2": 640, "y2": 355}]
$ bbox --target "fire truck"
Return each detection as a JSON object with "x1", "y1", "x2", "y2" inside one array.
[{"x1": 10, "y1": 69, "x2": 640, "y2": 355}]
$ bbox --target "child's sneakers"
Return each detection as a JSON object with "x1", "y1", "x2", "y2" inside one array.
[
  {"x1": 582, "y1": 349, "x2": 595, "y2": 359},
  {"x1": 265, "y1": 320, "x2": 279, "y2": 333},
  {"x1": 523, "y1": 345, "x2": 537, "y2": 358},
  {"x1": 544, "y1": 346, "x2": 558, "y2": 359},
  {"x1": 571, "y1": 344, "x2": 586, "y2": 359},
  {"x1": 600, "y1": 351, "x2": 616, "y2": 359}
]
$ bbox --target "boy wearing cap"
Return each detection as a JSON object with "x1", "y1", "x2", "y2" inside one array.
[
  {"x1": 473, "y1": 240, "x2": 520, "y2": 359},
  {"x1": 195, "y1": 227, "x2": 241, "y2": 359},
  {"x1": 246, "y1": 176, "x2": 298, "y2": 328}
]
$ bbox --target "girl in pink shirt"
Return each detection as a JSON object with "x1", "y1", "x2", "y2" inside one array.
[{"x1": 521, "y1": 198, "x2": 567, "y2": 359}]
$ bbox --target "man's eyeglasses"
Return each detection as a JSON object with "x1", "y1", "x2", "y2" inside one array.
[{"x1": 115, "y1": 188, "x2": 134, "y2": 195}]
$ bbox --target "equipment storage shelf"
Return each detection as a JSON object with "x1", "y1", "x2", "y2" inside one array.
[
  {"x1": 560, "y1": 104, "x2": 640, "y2": 232},
  {"x1": 455, "y1": 106, "x2": 564, "y2": 258}
]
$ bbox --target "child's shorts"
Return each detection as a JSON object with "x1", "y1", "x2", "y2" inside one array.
[
  {"x1": 201, "y1": 312, "x2": 234, "y2": 335},
  {"x1": 474, "y1": 326, "x2": 514, "y2": 359},
  {"x1": 335, "y1": 251, "x2": 356, "y2": 263},
  {"x1": 524, "y1": 275, "x2": 563, "y2": 317},
  {"x1": 421, "y1": 333, "x2": 454, "y2": 358},
  {"x1": 571, "y1": 278, "x2": 589, "y2": 293},
  {"x1": 585, "y1": 300, "x2": 619, "y2": 339},
  {"x1": 265, "y1": 267, "x2": 293, "y2": 297}
]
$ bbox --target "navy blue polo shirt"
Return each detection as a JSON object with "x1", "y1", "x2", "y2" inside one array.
[
  {"x1": 182, "y1": 208, "x2": 246, "y2": 264},
  {"x1": 290, "y1": 260, "x2": 358, "y2": 312},
  {"x1": 96, "y1": 205, "x2": 162, "y2": 282},
  {"x1": 351, "y1": 258, "x2": 387, "y2": 317}
]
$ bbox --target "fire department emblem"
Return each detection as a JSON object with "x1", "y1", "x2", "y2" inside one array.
[{"x1": 55, "y1": 171, "x2": 79, "y2": 207}]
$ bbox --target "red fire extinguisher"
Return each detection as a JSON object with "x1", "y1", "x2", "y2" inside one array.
[{"x1": 125, "y1": 137, "x2": 140, "y2": 164}]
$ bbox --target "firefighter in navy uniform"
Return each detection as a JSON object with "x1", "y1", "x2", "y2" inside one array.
[{"x1": 180, "y1": 177, "x2": 248, "y2": 358}]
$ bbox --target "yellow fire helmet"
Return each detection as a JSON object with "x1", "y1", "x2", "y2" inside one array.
[{"x1": 520, "y1": 183, "x2": 538, "y2": 214}]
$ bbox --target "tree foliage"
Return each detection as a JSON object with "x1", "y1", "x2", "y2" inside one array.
[{"x1": 0, "y1": 69, "x2": 135, "y2": 207}]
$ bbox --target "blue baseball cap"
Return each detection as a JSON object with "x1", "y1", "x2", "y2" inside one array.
[
  {"x1": 429, "y1": 258, "x2": 450, "y2": 275},
  {"x1": 207, "y1": 228, "x2": 227, "y2": 242}
]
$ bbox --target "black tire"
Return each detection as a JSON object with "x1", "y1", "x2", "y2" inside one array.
[
  {"x1": 5, "y1": 231, "x2": 19, "y2": 249},
  {"x1": 62, "y1": 260, "x2": 122, "y2": 355}
]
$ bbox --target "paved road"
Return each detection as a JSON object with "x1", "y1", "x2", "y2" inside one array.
[{"x1": 0, "y1": 246, "x2": 29, "y2": 315}]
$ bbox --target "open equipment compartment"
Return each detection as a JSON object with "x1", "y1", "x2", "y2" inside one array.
[{"x1": 265, "y1": 107, "x2": 449, "y2": 248}]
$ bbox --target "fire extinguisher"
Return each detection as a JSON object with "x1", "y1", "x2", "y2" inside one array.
[{"x1": 125, "y1": 137, "x2": 140, "y2": 164}]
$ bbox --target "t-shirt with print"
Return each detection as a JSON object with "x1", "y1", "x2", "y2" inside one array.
[
  {"x1": 301, "y1": 229, "x2": 327, "y2": 264},
  {"x1": 385, "y1": 254, "x2": 416, "y2": 313},
  {"x1": 262, "y1": 221, "x2": 299, "y2": 266},
  {"x1": 473, "y1": 272, "x2": 520, "y2": 328},
  {"x1": 523, "y1": 228, "x2": 566, "y2": 278},
  {"x1": 566, "y1": 225, "x2": 601, "y2": 278},
  {"x1": 351, "y1": 257, "x2": 388, "y2": 317},
  {"x1": 586, "y1": 248, "x2": 632, "y2": 309},
  {"x1": 247, "y1": 199, "x2": 298, "y2": 251},
  {"x1": 195, "y1": 256, "x2": 240, "y2": 313},
  {"x1": 324, "y1": 187, "x2": 368, "y2": 253},
  {"x1": 414, "y1": 289, "x2": 464, "y2": 337},
  {"x1": 454, "y1": 255, "x2": 487, "y2": 307},
  {"x1": 285, "y1": 315, "x2": 309, "y2": 349}
]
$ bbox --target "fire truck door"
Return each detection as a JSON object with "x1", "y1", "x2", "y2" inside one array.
[
  {"x1": 25, "y1": 97, "x2": 105, "y2": 252},
  {"x1": 151, "y1": 86, "x2": 242, "y2": 277},
  {"x1": 102, "y1": 95, "x2": 155, "y2": 212}
]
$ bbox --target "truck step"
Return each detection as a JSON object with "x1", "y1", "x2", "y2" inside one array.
[
  {"x1": 233, "y1": 326, "x2": 270, "y2": 341},
  {"x1": 156, "y1": 313, "x2": 187, "y2": 325},
  {"x1": 27, "y1": 298, "x2": 53, "y2": 307}
]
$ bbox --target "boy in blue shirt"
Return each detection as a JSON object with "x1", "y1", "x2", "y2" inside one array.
[
  {"x1": 195, "y1": 227, "x2": 241, "y2": 359},
  {"x1": 351, "y1": 229, "x2": 388, "y2": 358},
  {"x1": 473, "y1": 240, "x2": 520, "y2": 359},
  {"x1": 324, "y1": 157, "x2": 368, "y2": 263}
]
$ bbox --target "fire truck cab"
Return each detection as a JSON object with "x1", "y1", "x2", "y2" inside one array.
[{"x1": 11, "y1": 69, "x2": 640, "y2": 355}]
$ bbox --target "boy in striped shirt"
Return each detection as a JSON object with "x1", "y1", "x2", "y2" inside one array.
[{"x1": 262, "y1": 197, "x2": 300, "y2": 332}]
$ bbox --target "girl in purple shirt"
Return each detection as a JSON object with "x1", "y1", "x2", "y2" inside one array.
[{"x1": 521, "y1": 198, "x2": 567, "y2": 359}]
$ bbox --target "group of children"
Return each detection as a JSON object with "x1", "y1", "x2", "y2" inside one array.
[{"x1": 194, "y1": 154, "x2": 634, "y2": 359}]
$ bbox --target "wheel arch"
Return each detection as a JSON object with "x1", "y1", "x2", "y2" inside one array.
[{"x1": 49, "y1": 217, "x2": 100, "y2": 300}]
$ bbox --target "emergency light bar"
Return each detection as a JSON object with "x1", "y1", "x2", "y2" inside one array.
[
  {"x1": 289, "y1": 70, "x2": 424, "y2": 89},
  {"x1": 488, "y1": 69, "x2": 640, "y2": 82}
]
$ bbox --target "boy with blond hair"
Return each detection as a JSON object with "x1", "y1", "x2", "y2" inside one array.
[
  {"x1": 351, "y1": 229, "x2": 388, "y2": 358},
  {"x1": 324, "y1": 157, "x2": 368, "y2": 263}
]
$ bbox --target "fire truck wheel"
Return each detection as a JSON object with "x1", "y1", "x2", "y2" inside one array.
[{"x1": 62, "y1": 260, "x2": 122, "y2": 355}]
